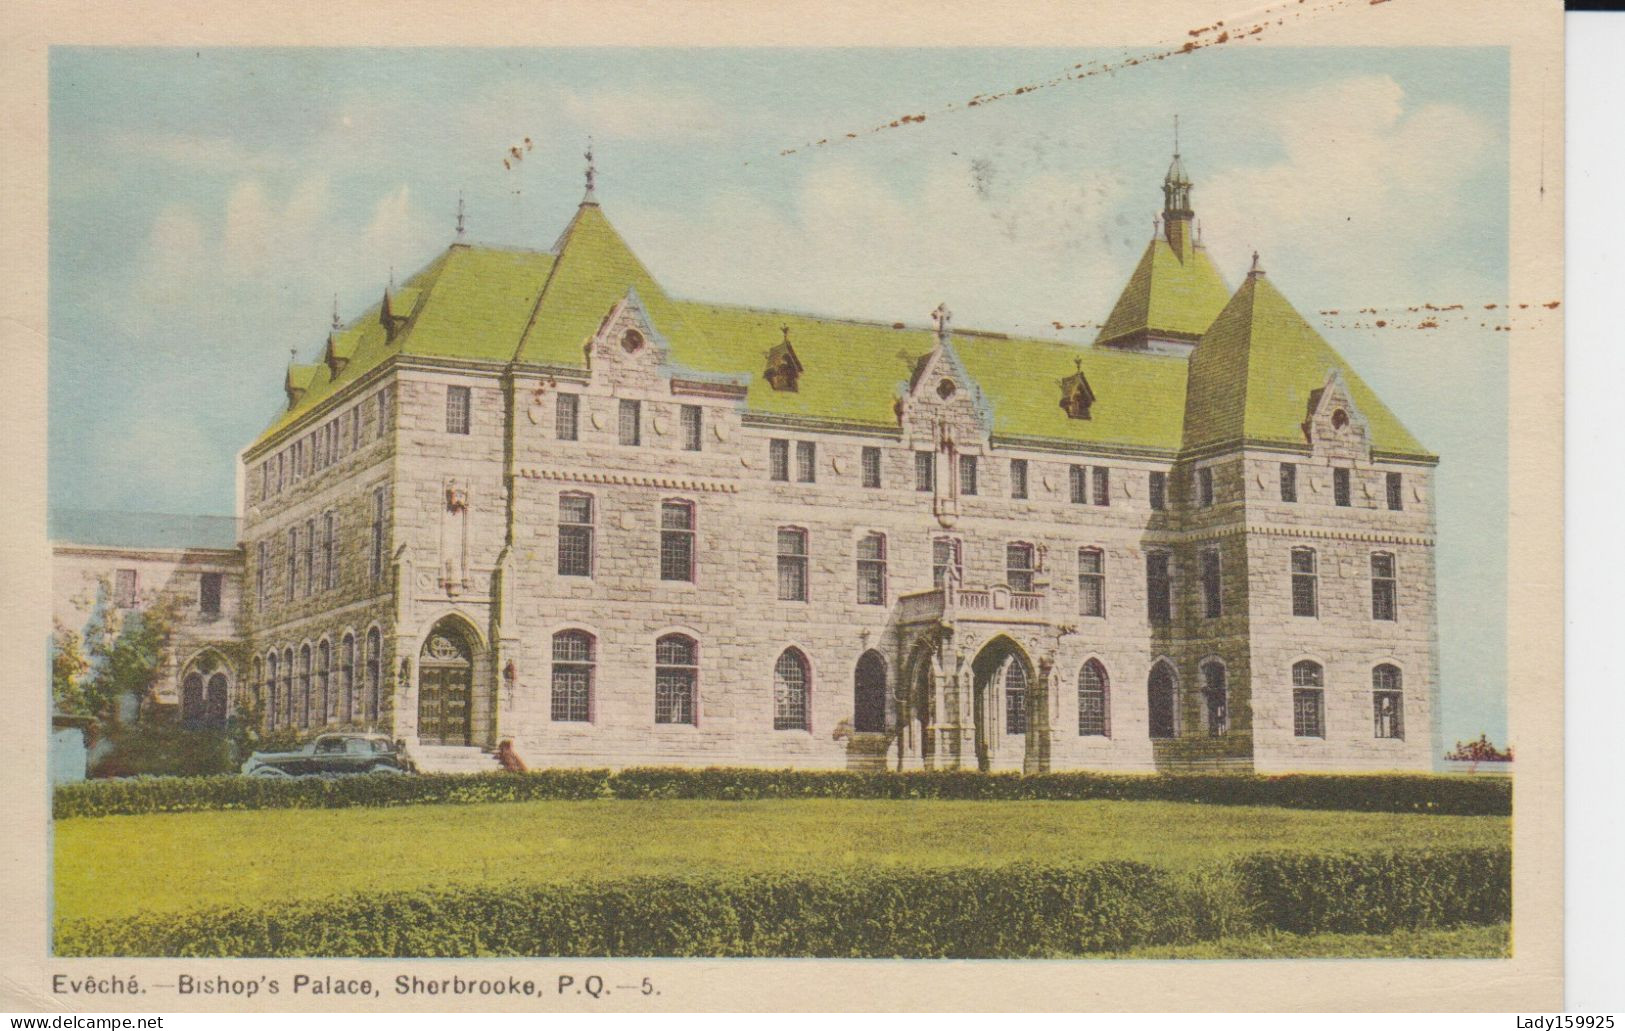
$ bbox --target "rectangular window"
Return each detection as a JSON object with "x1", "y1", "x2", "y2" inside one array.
[
  {"x1": 1201, "y1": 547, "x2": 1222, "y2": 619},
  {"x1": 370, "y1": 487, "x2": 387, "y2": 583},
  {"x1": 660, "y1": 501, "x2": 696, "y2": 582},
  {"x1": 618, "y1": 399, "x2": 641, "y2": 446},
  {"x1": 304, "y1": 519, "x2": 316, "y2": 597},
  {"x1": 1334, "y1": 467, "x2": 1352, "y2": 507},
  {"x1": 286, "y1": 527, "x2": 298, "y2": 601},
  {"x1": 1293, "y1": 689, "x2": 1325, "y2": 738},
  {"x1": 555, "y1": 393, "x2": 579, "y2": 441},
  {"x1": 769, "y1": 438, "x2": 790, "y2": 481},
  {"x1": 1280, "y1": 463, "x2": 1298, "y2": 503},
  {"x1": 932, "y1": 537, "x2": 961, "y2": 589},
  {"x1": 681, "y1": 404, "x2": 703, "y2": 451},
  {"x1": 557, "y1": 494, "x2": 595, "y2": 577},
  {"x1": 1373, "y1": 666, "x2": 1405, "y2": 739},
  {"x1": 276, "y1": 450, "x2": 286, "y2": 493},
  {"x1": 113, "y1": 568, "x2": 138, "y2": 608},
  {"x1": 323, "y1": 513, "x2": 337, "y2": 590},
  {"x1": 861, "y1": 446, "x2": 882, "y2": 488},
  {"x1": 1005, "y1": 668, "x2": 1028, "y2": 737},
  {"x1": 795, "y1": 440, "x2": 817, "y2": 483},
  {"x1": 1006, "y1": 542, "x2": 1035, "y2": 593},
  {"x1": 377, "y1": 387, "x2": 392, "y2": 438},
  {"x1": 550, "y1": 633, "x2": 593, "y2": 723},
  {"x1": 1092, "y1": 466, "x2": 1110, "y2": 506},
  {"x1": 1371, "y1": 552, "x2": 1397, "y2": 621},
  {"x1": 655, "y1": 636, "x2": 697, "y2": 725},
  {"x1": 255, "y1": 541, "x2": 268, "y2": 608},
  {"x1": 1146, "y1": 551, "x2": 1172, "y2": 625},
  {"x1": 1070, "y1": 464, "x2": 1087, "y2": 504},
  {"x1": 1386, "y1": 471, "x2": 1404, "y2": 511},
  {"x1": 857, "y1": 533, "x2": 887, "y2": 605},
  {"x1": 1149, "y1": 471, "x2": 1167, "y2": 511},
  {"x1": 1197, "y1": 466, "x2": 1215, "y2": 508},
  {"x1": 777, "y1": 528, "x2": 808, "y2": 601},
  {"x1": 1010, "y1": 459, "x2": 1028, "y2": 500},
  {"x1": 959, "y1": 455, "x2": 978, "y2": 496},
  {"x1": 1291, "y1": 548, "x2": 1318, "y2": 617},
  {"x1": 915, "y1": 451, "x2": 934, "y2": 492},
  {"x1": 1078, "y1": 548, "x2": 1105, "y2": 617}
]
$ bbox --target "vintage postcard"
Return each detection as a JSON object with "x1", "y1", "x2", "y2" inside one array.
[{"x1": 0, "y1": 0, "x2": 1564, "y2": 1013}]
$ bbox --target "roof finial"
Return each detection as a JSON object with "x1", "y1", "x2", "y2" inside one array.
[
  {"x1": 1074, "y1": 356, "x2": 1083, "y2": 373},
  {"x1": 1196, "y1": 219, "x2": 1203, "y2": 246},
  {"x1": 1153, "y1": 213, "x2": 1161, "y2": 236},
  {"x1": 1249, "y1": 250, "x2": 1263, "y2": 277},
  {"x1": 1174, "y1": 113, "x2": 1180, "y2": 157},
  {"x1": 455, "y1": 191, "x2": 466, "y2": 239},
  {"x1": 583, "y1": 137, "x2": 597, "y2": 202},
  {"x1": 331, "y1": 294, "x2": 341, "y2": 331},
  {"x1": 931, "y1": 302, "x2": 952, "y2": 343},
  {"x1": 289, "y1": 346, "x2": 298, "y2": 364},
  {"x1": 781, "y1": 323, "x2": 791, "y2": 344}
]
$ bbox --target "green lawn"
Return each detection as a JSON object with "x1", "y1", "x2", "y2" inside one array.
[
  {"x1": 1099, "y1": 922, "x2": 1511, "y2": 959},
  {"x1": 54, "y1": 798, "x2": 1508, "y2": 925}
]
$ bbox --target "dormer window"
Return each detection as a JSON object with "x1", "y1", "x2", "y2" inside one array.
[
  {"x1": 1059, "y1": 364, "x2": 1096, "y2": 420},
  {"x1": 764, "y1": 325, "x2": 803, "y2": 392}
]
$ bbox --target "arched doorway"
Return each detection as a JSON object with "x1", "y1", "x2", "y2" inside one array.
[
  {"x1": 204, "y1": 673, "x2": 228, "y2": 726},
  {"x1": 853, "y1": 651, "x2": 887, "y2": 733},
  {"x1": 1148, "y1": 660, "x2": 1179, "y2": 739},
  {"x1": 903, "y1": 641, "x2": 936, "y2": 769},
  {"x1": 418, "y1": 619, "x2": 474, "y2": 746},
  {"x1": 970, "y1": 636, "x2": 1035, "y2": 773},
  {"x1": 181, "y1": 673, "x2": 205, "y2": 726}
]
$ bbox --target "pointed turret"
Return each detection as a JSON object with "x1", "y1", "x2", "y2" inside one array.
[{"x1": 1095, "y1": 136, "x2": 1230, "y2": 356}]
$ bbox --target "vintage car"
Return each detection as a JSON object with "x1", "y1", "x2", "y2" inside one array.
[{"x1": 240, "y1": 733, "x2": 414, "y2": 777}]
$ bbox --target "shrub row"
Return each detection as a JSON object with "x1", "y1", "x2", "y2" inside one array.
[
  {"x1": 53, "y1": 766, "x2": 1511, "y2": 820},
  {"x1": 53, "y1": 847, "x2": 1510, "y2": 958}
]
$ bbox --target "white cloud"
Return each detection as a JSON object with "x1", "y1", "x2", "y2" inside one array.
[
  {"x1": 622, "y1": 156, "x2": 1132, "y2": 336},
  {"x1": 107, "y1": 130, "x2": 295, "y2": 173}
]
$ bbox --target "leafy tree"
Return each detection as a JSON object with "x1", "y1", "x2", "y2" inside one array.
[
  {"x1": 1445, "y1": 734, "x2": 1513, "y2": 764},
  {"x1": 51, "y1": 620, "x2": 91, "y2": 717},
  {"x1": 72, "y1": 576, "x2": 180, "y2": 725}
]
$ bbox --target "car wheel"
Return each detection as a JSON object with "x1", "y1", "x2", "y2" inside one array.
[
  {"x1": 367, "y1": 763, "x2": 404, "y2": 775},
  {"x1": 250, "y1": 766, "x2": 290, "y2": 778}
]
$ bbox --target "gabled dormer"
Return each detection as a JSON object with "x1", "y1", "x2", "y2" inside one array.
[
  {"x1": 324, "y1": 329, "x2": 356, "y2": 378},
  {"x1": 285, "y1": 364, "x2": 319, "y2": 410},
  {"x1": 764, "y1": 325, "x2": 803, "y2": 392},
  {"x1": 897, "y1": 304, "x2": 991, "y2": 444},
  {"x1": 585, "y1": 287, "x2": 669, "y2": 390},
  {"x1": 380, "y1": 284, "x2": 417, "y2": 343},
  {"x1": 1059, "y1": 360, "x2": 1096, "y2": 420},
  {"x1": 1302, "y1": 369, "x2": 1371, "y2": 462}
]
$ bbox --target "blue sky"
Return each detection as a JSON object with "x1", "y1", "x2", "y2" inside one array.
[{"x1": 48, "y1": 46, "x2": 1510, "y2": 746}]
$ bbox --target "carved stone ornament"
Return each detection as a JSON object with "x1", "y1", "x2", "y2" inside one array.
[
  {"x1": 1041, "y1": 474, "x2": 1055, "y2": 492},
  {"x1": 590, "y1": 409, "x2": 607, "y2": 431},
  {"x1": 446, "y1": 486, "x2": 468, "y2": 512},
  {"x1": 426, "y1": 634, "x2": 463, "y2": 661},
  {"x1": 831, "y1": 454, "x2": 847, "y2": 475},
  {"x1": 713, "y1": 420, "x2": 729, "y2": 442},
  {"x1": 652, "y1": 414, "x2": 669, "y2": 437}
]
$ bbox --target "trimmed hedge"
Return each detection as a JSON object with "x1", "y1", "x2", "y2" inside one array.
[
  {"x1": 53, "y1": 847, "x2": 1510, "y2": 958},
  {"x1": 53, "y1": 766, "x2": 1511, "y2": 820}
]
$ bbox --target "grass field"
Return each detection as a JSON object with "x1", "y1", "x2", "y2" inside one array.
[{"x1": 54, "y1": 797, "x2": 1509, "y2": 925}]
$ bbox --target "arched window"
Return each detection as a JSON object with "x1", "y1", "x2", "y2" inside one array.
[
  {"x1": 365, "y1": 628, "x2": 382, "y2": 725},
  {"x1": 297, "y1": 644, "x2": 312, "y2": 728},
  {"x1": 264, "y1": 651, "x2": 278, "y2": 727},
  {"x1": 1292, "y1": 660, "x2": 1325, "y2": 738},
  {"x1": 1078, "y1": 659, "x2": 1109, "y2": 737},
  {"x1": 1373, "y1": 664, "x2": 1404, "y2": 740},
  {"x1": 1201, "y1": 660, "x2": 1227, "y2": 735},
  {"x1": 773, "y1": 648, "x2": 810, "y2": 731},
  {"x1": 181, "y1": 672, "x2": 205, "y2": 725},
  {"x1": 655, "y1": 634, "x2": 697, "y2": 725},
  {"x1": 340, "y1": 633, "x2": 356, "y2": 723},
  {"x1": 205, "y1": 672, "x2": 228, "y2": 726},
  {"x1": 1004, "y1": 660, "x2": 1028, "y2": 735},
  {"x1": 551, "y1": 630, "x2": 594, "y2": 722},
  {"x1": 1147, "y1": 660, "x2": 1177, "y2": 739},
  {"x1": 280, "y1": 647, "x2": 294, "y2": 729},
  {"x1": 316, "y1": 640, "x2": 331, "y2": 725},
  {"x1": 853, "y1": 650, "x2": 887, "y2": 733}
]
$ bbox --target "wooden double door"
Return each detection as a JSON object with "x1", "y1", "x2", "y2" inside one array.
[{"x1": 418, "y1": 628, "x2": 473, "y2": 746}]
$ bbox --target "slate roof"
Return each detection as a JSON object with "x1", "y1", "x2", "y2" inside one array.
[
  {"x1": 256, "y1": 199, "x2": 1429, "y2": 462},
  {"x1": 1093, "y1": 236, "x2": 1232, "y2": 348},
  {"x1": 1183, "y1": 270, "x2": 1429, "y2": 458}
]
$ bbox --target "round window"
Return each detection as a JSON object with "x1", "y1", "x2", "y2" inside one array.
[
  {"x1": 937, "y1": 378, "x2": 957, "y2": 400},
  {"x1": 621, "y1": 328, "x2": 645, "y2": 353},
  {"x1": 1331, "y1": 408, "x2": 1349, "y2": 429}
]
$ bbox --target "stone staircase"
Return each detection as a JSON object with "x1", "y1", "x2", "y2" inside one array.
[{"x1": 409, "y1": 745, "x2": 504, "y2": 775}]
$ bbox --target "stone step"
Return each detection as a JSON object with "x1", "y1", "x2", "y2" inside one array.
[{"x1": 409, "y1": 745, "x2": 504, "y2": 775}]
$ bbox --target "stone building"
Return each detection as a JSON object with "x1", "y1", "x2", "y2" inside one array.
[{"x1": 228, "y1": 148, "x2": 1439, "y2": 773}]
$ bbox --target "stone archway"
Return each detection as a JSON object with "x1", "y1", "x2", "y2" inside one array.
[
  {"x1": 969, "y1": 635, "x2": 1035, "y2": 773},
  {"x1": 1148, "y1": 660, "x2": 1179, "y2": 739},
  {"x1": 418, "y1": 618, "x2": 476, "y2": 746},
  {"x1": 901, "y1": 640, "x2": 937, "y2": 769},
  {"x1": 853, "y1": 650, "x2": 888, "y2": 733}
]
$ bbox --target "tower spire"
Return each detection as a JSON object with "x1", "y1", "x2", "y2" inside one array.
[
  {"x1": 582, "y1": 137, "x2": 597, "y2": 204},
  {"x1": 1161, "y1": 117, "x2": 1194, "y2": 258}
]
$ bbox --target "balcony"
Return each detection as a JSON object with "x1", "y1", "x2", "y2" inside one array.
[{"x1": 897, "y1": 582, "x2": 1050, "y2": 626}]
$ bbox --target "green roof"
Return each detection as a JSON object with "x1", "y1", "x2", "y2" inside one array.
[
  {"x1": 1094, "y1": 237, "x2": 1232, "y2": 347},
  {"x1": 1183, "y1": 271, "x2": 1430, "y2": 458},
  {"x1": 255, "y1": 201, "x2": 1420, "y2": 463}
]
